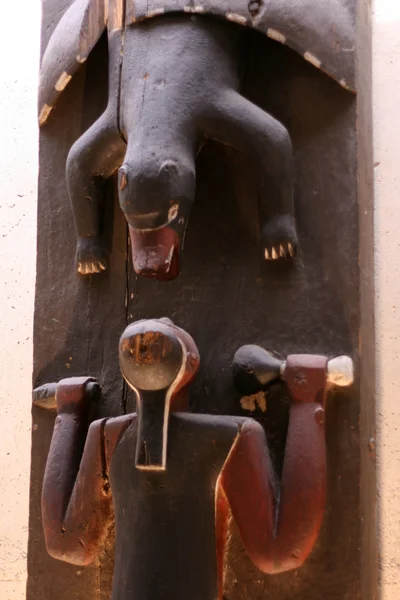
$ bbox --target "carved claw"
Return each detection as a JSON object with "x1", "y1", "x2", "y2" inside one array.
[
  {"x1": 77, "y1": 259, "x2": 107, "y2": 275},
  {"x1": 264, "y1": 241, "x2": 297, "y2": 261},
  {"x1": 262, "y1": 215, "x2": 298, "y2": 262},
  {"x1": 76, "y1": 236, "x2": 108, "y2": 276}
]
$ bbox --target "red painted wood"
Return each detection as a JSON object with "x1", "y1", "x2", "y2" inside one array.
[{"x1": 221, "y1": 356, "x2": 328, "y2": 574}]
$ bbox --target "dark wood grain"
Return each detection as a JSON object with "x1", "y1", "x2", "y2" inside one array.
[
  {"x1": 127, "y1": 28, "x2": 368, "y2": 600},
  {"x1": 30, "y1": 0, "x2": 375, "y2": 598},
  {"x1": 28, "y1": 4, "x2": 127, "y2": 600}
]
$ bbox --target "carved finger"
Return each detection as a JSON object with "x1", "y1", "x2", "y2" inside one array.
[
  {"x1": 90, "y1": 262, "x2": 101, "y2": 274},
  {"x1": 32, "y1": 383, "x2": 58, "y2": 409}
]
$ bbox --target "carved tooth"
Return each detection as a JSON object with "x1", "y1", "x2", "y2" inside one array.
[
  {"x1": 226, "y1": 11, "x2": 247, "y2": 25},
  {"x1": 39, "y1": 104, "x2": 52, "y2": 126},
  {"x1": 55, "y1": 72, "x2": 72, "y2": 92},
  {"x1": 267, "y1": 29, "x2": 286, "y2": 44},
  {"x1": 99, "y1": 261, "x2": 107, "y2": 271},
  {"x1": 264, "y1": 248, "x2": 270, "y2": 260},
  {"x1": 339, "y1": 78, "x2": 352, "y2": 91},
  {"x1": 271, "y1": 247, "x2": 278, "y2": 260},
  {"x1": 119, "y1": 169, "x2": 128, "y2": 190},
  {"x1": 168, "y1": 204, "x2": 179, "y2": 222},
  {"x1": 279, "y1": 244, "x2": 286, "y2": 258},
  {"x1": 304, "y1": 51, "x2": 321, "y2": 69},
  {"x1": 288, "y1": 243, "x2": 295, "y2": 257},
  {"x1": 147, "y1": 7, "x2": 165, "y2": 16}
]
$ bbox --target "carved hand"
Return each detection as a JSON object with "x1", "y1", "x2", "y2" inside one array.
[
  {"x1": 33, "y1": 377, "x2": 100, "y2": 416},
  {"x1": 233, "y1": 344, "x2": 354, "y2": 401}
]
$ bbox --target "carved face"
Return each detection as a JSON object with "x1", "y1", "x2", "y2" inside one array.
[
  {"x1": 118, "y1": 318, "x2": 200, "y2": 469},
  {"x1": 119, "y1": 320, "x2": 184, "y2": 393},
  {"x1": 118, "y1": 158, "x2": 196, "y2": 281}
]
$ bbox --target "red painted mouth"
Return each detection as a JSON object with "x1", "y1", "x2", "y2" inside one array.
[{"x1": 129, "y1": 225, "x2": 180, "y2": 281}]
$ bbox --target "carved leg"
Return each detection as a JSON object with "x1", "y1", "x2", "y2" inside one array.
[
  {"x1": 66, "y1": 110, "x2": 126, "y2": 275},
  {"x1": 202, "y1": 91, "x2": 297, "y2": 260}
]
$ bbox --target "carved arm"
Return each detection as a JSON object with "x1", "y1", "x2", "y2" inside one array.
[
  {"x1": 222, "y1": 351, "x2": 353, "y2": 574},
  {"x1": 38, "y1": 377, "x2": 113, "y2": 565}
]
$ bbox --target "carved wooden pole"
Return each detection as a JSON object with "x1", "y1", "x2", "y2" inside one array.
[
  {"x1": 31, "y1": 0, "x2": 374, "y2": 599},
  {"x1": 38, "y1": 0, "x2": 355, "y2": 279}
]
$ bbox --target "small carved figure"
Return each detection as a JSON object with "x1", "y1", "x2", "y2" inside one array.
[
  {"x1": 39, "y1": 0, "x2": 355, "y2": 279},
  {"x1": 34, "y1": 318, "x2": 353, "y2": 599}
]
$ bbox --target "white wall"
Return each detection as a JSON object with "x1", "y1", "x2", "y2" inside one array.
[
  {"x1": 373, "y1": 1, "x2": 400, "y2": 598},
  {"x1": 0, "y1": 0, "x2": 398, "y2": 598},
  {"x1": 0, "y1": 1, "x2": 40, "y2": 599}
]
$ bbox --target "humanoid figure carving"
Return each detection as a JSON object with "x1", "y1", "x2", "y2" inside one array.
[
  {"x1": 39, "y1": 0, "x2": 355, "y2": 280},
  {"x1": 35, "y1": 318, "x2": 353, "y2": 600}
]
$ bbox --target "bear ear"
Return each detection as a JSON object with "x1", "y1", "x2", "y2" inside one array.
[{"x1": 38, "y1": 0, "x2": 107, "y2": 126}]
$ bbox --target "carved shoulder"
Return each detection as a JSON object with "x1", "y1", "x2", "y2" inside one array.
[{"x1": 104, "y1": 414, "x2": 137, "y2": 472}]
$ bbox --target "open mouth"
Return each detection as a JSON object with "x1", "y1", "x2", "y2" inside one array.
[{"x1": 129, "y1": 225, "x2": 181, "y2": 281}]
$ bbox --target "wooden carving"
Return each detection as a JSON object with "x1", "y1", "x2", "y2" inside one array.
[
  {"x1": 34, "y1": 319, "x2": 354, "y2": 599},
  {"x1": 38, "y1": 0, "x2": 355, "y2": 280},
  {"x1": 33, "y1": 0, "x2": 368, "y2": 597}
]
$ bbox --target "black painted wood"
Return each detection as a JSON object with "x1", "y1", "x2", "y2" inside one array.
[
  {"x1": 28, "y1": 4, "x2": 126, "y2": 600},
  {"x1": 30, "y1": 1, "x2": 375, "y2": 599},
  {"x1": 111, "y1": 414, "x2": 239, "y2": 600},
  {"x1": 128, "y1": 32, "x2": 362, "y2": 600}
]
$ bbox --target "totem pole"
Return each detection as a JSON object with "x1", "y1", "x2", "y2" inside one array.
[{"x1": 30, "y1": 0, "x2": 375, "y2": 599}]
